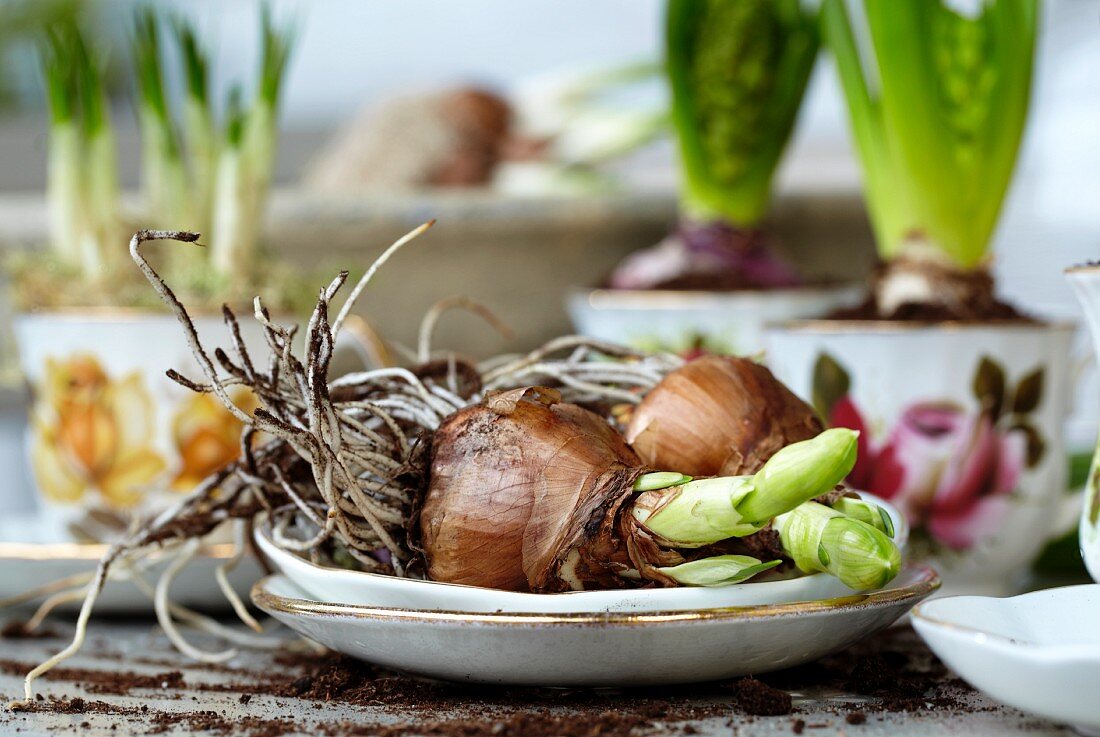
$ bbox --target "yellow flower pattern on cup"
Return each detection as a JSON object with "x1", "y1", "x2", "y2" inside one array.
[
  {"x1": 30, "y1": 354, "x2": 166, "y2": 508},
  {"x1": 170, "y1": 389, "x2": 258, "y2": 492}
]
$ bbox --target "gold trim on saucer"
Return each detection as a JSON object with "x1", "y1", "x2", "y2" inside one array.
[{"x1": 251, "y1": 565, "x2": 940, "y2": 627}]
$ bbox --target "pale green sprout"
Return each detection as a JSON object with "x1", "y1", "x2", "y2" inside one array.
[
  {"x1": 41, "y1": 24, "x2": 83, "y2": 270},
  {"x1": 739, "y1": 427, "x2": 858, "y2": 522},
  {"x1": 211, "y1": 6, "x2": 295, "y2": 290},
  {"x1": 40, "y1": 22, "x2": 122, "y2": 283},
  {"x1": 210, "y1": 87, "x2": 249, "y2": 280},
  {"x1": 633, "y1": 476, "x2": 759, "y2": 546},
  {"x1": 128, "y1": 5, "x2": 295, "y2": 294},
  {"x1": 658, "y1": 555, "x2": 781, "y2": 587},
  {"x1": 29, "y1": 6, "x2": 298, "y2": 311},
  {"x1": 133, "y1": 8, "x2": 188, "y2": 230},
  {"x1": 172, "y1": 16, "x2": 216, "y2": 236},
  {"x1": 774, "y1": 501, "x2": 901, "y2": 590},
  {"x1": 75, "y1": 30, "x2": 121, "y2": 277},
  {"x1": 831, "y1": 496, "x2": 894, "y2": 537},
  {"x1": 633, "y1": 471, "x2": 692, "y2": 492},
  {"x1": 633, "y1": 428, "x2": 859, "y2": 547}
]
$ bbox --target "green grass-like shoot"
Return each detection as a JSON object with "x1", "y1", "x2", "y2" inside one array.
[{"x1": 821, "y1": 0, "x2": 1038, "y2": 268}]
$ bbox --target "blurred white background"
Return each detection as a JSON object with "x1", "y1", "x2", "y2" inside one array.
[
  {"x1": 0, "y1": 0, "x2": 1097, "y2": 457},
  {"x1": 1, "y1": 0, "x2": 1095, "y2": 316}
]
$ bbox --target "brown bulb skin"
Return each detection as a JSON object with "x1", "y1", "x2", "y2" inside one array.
[
  {"x1": 625, "y1": 356, "x2": 822, "y2": 477},
  {"x1": 421, "y1": 387, "x2": 645, "y2": 592}
]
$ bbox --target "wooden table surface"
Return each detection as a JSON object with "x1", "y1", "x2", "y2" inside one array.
[{"x1": 0, "y1": 615, "x2": 1074, "y2": 737}]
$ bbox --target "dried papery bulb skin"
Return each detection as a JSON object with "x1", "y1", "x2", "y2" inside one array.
[
  {"x1": 626, "y1": 356, "x2": 822, "y2": 477},
  {"x1": 421, "y1": 387, "x2": 650, "y2": 592}
]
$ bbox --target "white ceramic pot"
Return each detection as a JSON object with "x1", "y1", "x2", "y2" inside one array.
[
  {"x1": 1066, "y1": 265, "x2": 1100, "y2": 581},
  {"x1": 567, "y1": 284, "x2": 863, "y2": 356},
  {"x1": 12, "y1": 310, "x2": 381, "y2": 541},
  {"x1": 764, "y1": 319, "x2": 1077, "y2": 596}
]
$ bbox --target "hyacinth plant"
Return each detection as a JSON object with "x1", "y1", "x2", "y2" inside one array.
[
  {"x1": 822, "y1": 0, "x2": 1038, "y2": 318},
  {"x1": 610, "y1": 0, "x2": 819, "y2": 290},
  {"x1": 13, "y1": 6, "x2": 303, "y2": 312}
]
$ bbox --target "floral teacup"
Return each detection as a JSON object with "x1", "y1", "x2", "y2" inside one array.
[
  {"x1": 13, "y1": 310, "x2": 382, "y2": 543},
  {"x1": 765, "y1": 319, "x2": 1078, "y2": 596}
]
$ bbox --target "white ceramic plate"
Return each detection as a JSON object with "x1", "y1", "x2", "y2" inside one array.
[
  {"x1": 255, "y1": 493, "x2": 907, "y2": 614},
  {"x1": 912, "y1": 585, "x2": 1100, "y2": 734},
  {"x1": 253, "y1": 566, "x2": 938, "y2": 687},
  {"x1": 0, "y1": 512, "x2": 261, "y2": 613}
]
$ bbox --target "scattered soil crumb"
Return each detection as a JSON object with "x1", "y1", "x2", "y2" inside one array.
[
  {"x1": 732, "y1": 677, "x2": 792, "y2": 716},
  {"x1": 1, "y1": 621, "x2": 60, "y2": 640}
]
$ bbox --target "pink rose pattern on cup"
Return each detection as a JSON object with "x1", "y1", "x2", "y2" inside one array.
[{"x1": 813, "y1": 354, "x2": 1045, "y2": 551}]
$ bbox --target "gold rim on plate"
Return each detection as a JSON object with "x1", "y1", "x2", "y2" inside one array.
[{"x1": 251, "y1": 565, "x2": 940, "y2": 627}]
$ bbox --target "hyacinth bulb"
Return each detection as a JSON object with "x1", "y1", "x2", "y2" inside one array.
[
  {"x1": 421, "y1": 387, "x2": 651, "y2": 592},
  {"x1": 626, "y1": 356, "x2": 823, "y2": 476}
]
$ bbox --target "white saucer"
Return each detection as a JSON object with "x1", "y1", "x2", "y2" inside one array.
[
  {"x1": 255, "y1": 493, "x2": 908, "y2": 614},
  {"x1": 0, "y1": 512, "x2": 261, "y2": 613},
  {"x1": 912, "y1": 585, "x2": 1100, "y2": 734},
  {"x1": 253, "y1": 566, "x2": 937, "y2": 687}
]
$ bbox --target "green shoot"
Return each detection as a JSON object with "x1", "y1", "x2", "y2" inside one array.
[
  {"x1": 32, "y1": 5, "x2": 298, "y2": 309},
  {"x1": 72, "y1": 28, "x2": 120, "y2": 277},
  {"x1": 171, "y1": 15, "x2": 216, "y2": 235},
  {"x1": 40, "y1": 21, "x2": 122, "y2": 282},
  {"x1": 209, "y1": 4, "x2": 296, "y2": 289},
  {"x1": 666, "y1": 0, "x2": 819, "y2": 226},
  {"x1": 821, "y1": 0, "x2": 1038, "y2": 268},
  {"x1": 41, "y1": 24, "x2": 83, "y2": 268},
  {"x1": 132, "y1": 7, "x2": 188, "y2": 229},
  {"x1": 241, "y1": 4, "x2": 295, "y2": 204},
  {"x1": 210, "y1": 86, "x2": 249, "y2": 279}
]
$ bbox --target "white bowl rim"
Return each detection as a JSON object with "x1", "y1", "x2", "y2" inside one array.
[
  {"x1": 763, "y1": 318, "x2": 1077, "y2": 335},
  {"x1": 254, "y1": 490, "x2": 907, "y2": 607},
  {"x1": 911, "y1": 584, "x2": 1100, "y2": 661},
  {"x1": 252, "y1": 565, "x2": 939, "y2": 626},
  {"x1": 570, "y1": 284, "x2": 864, "y2": 304},
  {"x1": 254, "y1": 517, "x2": 832, "y2": 599}
]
